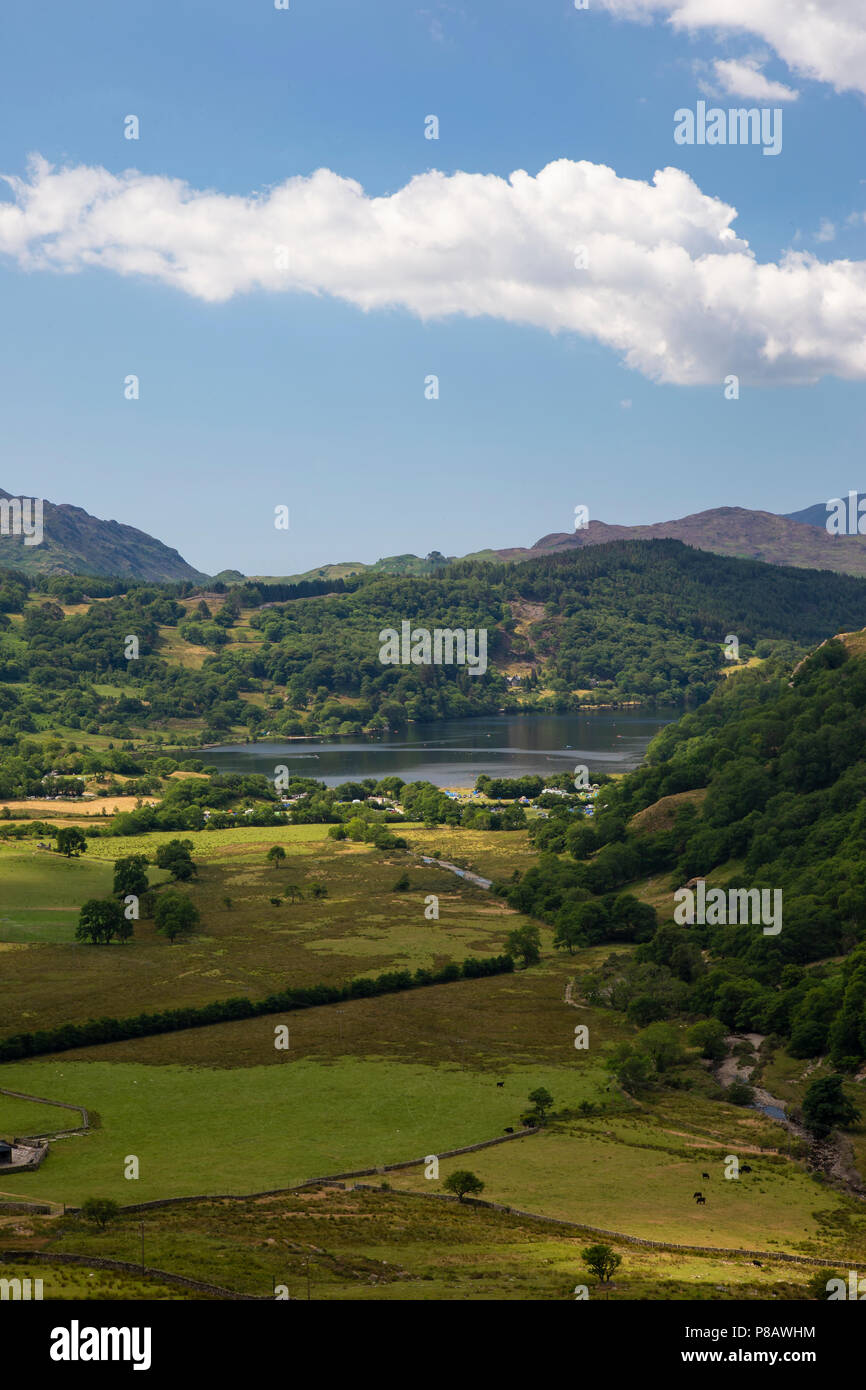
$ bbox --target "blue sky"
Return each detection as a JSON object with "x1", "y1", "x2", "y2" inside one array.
[{"x1": 1, "y1": 0, "x2": 865, "y2": 575}]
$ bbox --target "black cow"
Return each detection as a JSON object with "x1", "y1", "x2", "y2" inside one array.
[
  {"x1": 696, "y1": 1195, "x2": 706, "y2": 1205},
  {"x1": 701, "y1": 1171, "x2": 710, "y2": 1180},
  {"x1": 692, "y1": 1191, "x2": 703, "y2": 1200},
  {"x1": 741, "y1": 1164, "x2": 752, "y2": 1173},
  {"x1": 496, "y1": 1082, "x2": 505, "y2": 1088},
  {"x1": 504, "y1": 1127, "x2": 514, "y2": 1134}
]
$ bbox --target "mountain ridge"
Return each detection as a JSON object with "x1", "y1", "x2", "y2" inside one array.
[
  {"x1": 0, "y1": 490, "x2": 209, "y2": 583},
  {"x1": 3, "y1": 492, "x2": 864, "y2": 586}
]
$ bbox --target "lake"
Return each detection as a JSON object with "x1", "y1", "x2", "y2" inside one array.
[{"x1": 199, "y1": 709, "x2": 677, "y2": 788}]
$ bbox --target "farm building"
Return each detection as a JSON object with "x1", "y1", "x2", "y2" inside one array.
[{"x1": 0, "y1": 1139, "x2": 13, "y2": 1163}]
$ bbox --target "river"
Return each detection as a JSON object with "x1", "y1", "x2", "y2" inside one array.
[{"x1": 199, "y1": 708, "x2": 677, "y2": 788}]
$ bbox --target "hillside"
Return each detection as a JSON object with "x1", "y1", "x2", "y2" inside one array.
[
  {"x1": 5, "y1": 541, "x2": 866, "y2": 755},
  {"x1": 784, "y1": 496, "x2": 865, "y2": 530},
  {"x1": 0, "y1": 491, "x2": 208, "y2": 583},
  {"x1": 243, "y1": 505, "x2": 866, "y2": 588},
  {"x1": 6, "y1": 491, "x2": 866, "y2": 588},
  {"x1": 492, "y1": 506, "x2": 866, "y2": 576},
  {"x1": 2, "y1": 555, "x2": 866, "y2": 1304},
  {"x1": 511, "y1": 628, "x2": 866, "y2": 1071}
]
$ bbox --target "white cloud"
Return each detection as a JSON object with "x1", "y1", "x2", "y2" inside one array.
[
  {"x1": 712, "y1": 58, "x2": 798, "y2": 103},
  {"x1": 598, "y1": 0, "x2": 866, "y2": 97},
  {"x1": 815, "y1": 219, "x2": 837, "y2": 243},
  {"x1": 3, "y1": 155, "x2": 866, "y2": 387}
]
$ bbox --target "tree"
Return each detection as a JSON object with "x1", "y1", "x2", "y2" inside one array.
[
  {"x1": 606, "y1": 1043, "x2": 655, "y2": 1095},
  {"x1": 116, "y1": 914, "x2": 135, "y2": 945},
  {"x1": 527, "y1": 1086, "x2": 554, "y2": 1121},
  {"x1": 76, "y1": 897, "x2": 124, "y2": 945},
  {"x1": 154, "y1": 839, "x2": 196, "y2": 881},
  {"x1": 581, "y1": 1243, "x2": 622, "y2": 1284},
  {"x1": 553, "y1": 913, "x2": 584, "y2": 955},
  {"x1": 802, "y1": 1075, "x2": 861, "y2": 1139},
  {"x1": 154, "y1": 891, "x2": 200, "y2": 944},
  {"x1": 81, "y1": 1197, "x2": 120, "y2": 1230},
  {"x1": 284, "y1": 883, "x2": 303, "y2": 903},
  {"x1": 56, "y1": 826, "x2": 87, "y2": 858},
  {"x1": 636, "y1": 1022, "x2": 684, "y2": 1073},
  {"x1": 505, "y1": 924, "x2": 541, "y2": 969},
  {"x1": 309, "y1": 882, "x2": 328, "y2": 899},
  {"x1": 688, "y1": 1018, "x2": 728, "y2": 1063},
  {"x1": 113, "y1": 854, "x2": 149, "y2": 898},
  {"x1": 443, "y1": 1170, "x2": 485, "y2": 1203},
  {"x1": 267, "y1": 845, "x2": 286, "y2": 868}
]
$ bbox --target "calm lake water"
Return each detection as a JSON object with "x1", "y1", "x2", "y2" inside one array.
[{"x1": 200, "y1": 709, "x2": 677, "y2": 788}]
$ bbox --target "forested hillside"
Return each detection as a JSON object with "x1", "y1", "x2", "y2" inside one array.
[
  {"x1": 3, "y1": 540, "x2": 866, "y2": 764},
  {"x1": 506, "y1": 635, "x2": 866, "y2": 1069}
]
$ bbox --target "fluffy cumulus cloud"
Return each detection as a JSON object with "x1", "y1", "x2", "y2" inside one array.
[
  {"x1": 598, "y1": 0, "x2": 866, "y2": 97},
  {"x1": 3, "y1": 155, "x2": 866, "y2": 387}
]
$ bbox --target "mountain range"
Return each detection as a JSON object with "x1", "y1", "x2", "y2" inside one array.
[{"x1": 1, "y1": 490, "x2": 863, "y2": 584}]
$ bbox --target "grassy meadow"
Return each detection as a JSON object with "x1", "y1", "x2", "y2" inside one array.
[
  {"x1": 0, "y1": 1189, "x2": 831, "y2": 1302},
  {"x1": 2, "y1": 813, "x2": 863, "y2": 1299},
  {"x1": 0, "y1": 825, "x2": 534, "y2": 1034}
]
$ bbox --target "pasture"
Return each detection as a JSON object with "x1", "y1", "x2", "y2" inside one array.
[
  {"x1": 390, "y1": 1118, "x2": 866, "y2": 1259},
  {"x1": 0, "y1": 1263, "x2": 194, "y2": 1300},
  {"x1": 11, "y1": 1188, "x2": 826, "y2": 1301},
  {"x1": 0, "y1": 846, "x2": 116, "y2": 943},
  {"x1": 3, "y1": 814, "x2": 864, "y2": 1299},
  {"x1": 0, "y1": 829, "x2": 532, "y2": 1034},
  {"x1": 0, "y1": 1056, "x2": 578, "y2": 1204}
]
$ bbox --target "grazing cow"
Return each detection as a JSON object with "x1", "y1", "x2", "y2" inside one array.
[
  {"x1": 504, "y1": 1127, "x2": 514, "y2": 1134},
  {"x1": 741, "y1": 1164, "x2": 752, "y2": 1173},
  {"x1": 753, "y1": 1261, "x2": 762, "y2": 1268},
  {"x1": 701, "y1": 1172, "x2": 710, "y2": 1180},
  {"x1": 696, "y1": 1195, "x2": 706, "y2": 1205},
  {"x1": 692, "y1": 1192, "x2": 703, "y2": 1200},
  {"x1": 496, "y1": 1081, "x2": 505, "y2": 1088}
]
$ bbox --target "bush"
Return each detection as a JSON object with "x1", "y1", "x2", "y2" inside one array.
[{"x1": 726, "y1": 1081, "x2": 755, "y2": 1106}]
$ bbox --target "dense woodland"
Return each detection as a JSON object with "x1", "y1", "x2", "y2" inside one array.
[
  {"x1": 503, "y1": 638, "x2": 866, "y2": 1069},
  {"x1": 2, "y1": 541, "x2": 866, "y2": 774}
]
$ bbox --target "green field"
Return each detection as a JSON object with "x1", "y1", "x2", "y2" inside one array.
[
  {"x1": 392, "y1": 1120, "x2": 866, "y2": 1258},
  {"x1": 0, "y1": 1057, "x2": 579, "y2": 1204},
  {"x1": 8, "y1": 1189, "x2": 825, "y2": 1301},
  {"x1": 0, "y1": 846, "x2": 116, "y2": 943},
  {"x1": 0, "y1": 1092, "x2": 79, "y2": 1139},
  {"x1": 0, "y1": 1263, "x2": 200, "y2": 1300},
  {"x1": 0, "y1": 829, "x2": 533, "y2": 1034},
  {"x1": 3, "y1": 815, "x2": 864, "y2": 1300},
  {"x1": 84, "y1": 822, "x2": 335, "y2": 863}
]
